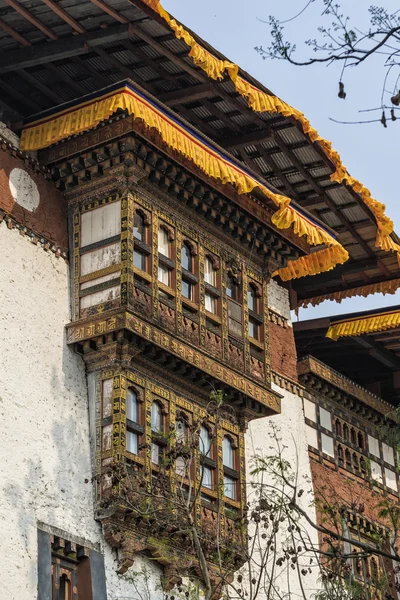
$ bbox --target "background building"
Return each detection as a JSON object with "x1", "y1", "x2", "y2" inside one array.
[{"x1": 0, "y1": 1, "x2": 399, "y2": 599}]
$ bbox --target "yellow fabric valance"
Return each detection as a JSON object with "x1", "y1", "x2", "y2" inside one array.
[
  {"x1": 298, "y1": 278, "x2": 400, "y2": 310},
  {"x1": 20, "y1": 83, "x2": 348, "y2": 281},
  {"x1": 142, "y1": 0, "x2": 400, "y2": 262},
  {"x1": 326, "y1": 309, "x2": 400, "y2": 341}
]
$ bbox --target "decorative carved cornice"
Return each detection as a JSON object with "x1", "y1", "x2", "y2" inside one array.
[{"x1": 298, "y1": 355, "x2": 394, "y2": 421}]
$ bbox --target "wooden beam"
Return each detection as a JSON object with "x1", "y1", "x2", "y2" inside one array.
[
  {"x1": 17, "y1": 68, "x2": 61, "y2": 104},
  {"x1": 4, "y1": 0, "x2": 57, "y2": 40},
  {"x1": 351, "y1": 335, "x2": 400, "y2": 371},
  {"x1": 40, "y1": 0, "x2": 86, "y2": 34},
  {"x1": 45, "y1": 62, "x2": 86, "y2": 97},
  {"x1": 158, "y1": 83, "x2": 213, "y2": 106},
  {"x1": 219, "y1": 129, "x2": 273, "y2": 150},
  {"x1": 0, "y1": 16, "x2": 31, "y2": 46},
  {"x1": 0, "y1": 79, "x2": 40, "y2": 113},
  {"x1": 0, "y1": 23, "x2": 133, "y2": 73},
  {"x1": 90, "y1": 0, "x2": 129, "y2": 24}
]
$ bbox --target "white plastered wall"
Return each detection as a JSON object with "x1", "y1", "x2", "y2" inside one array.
[
  {"x1": 267, "y1": 279, "x2": 291, "y2": 322},
  {"x1": 0, "y1": 225, "x2": 163, "y2": 600},
  {"x1": 244, "y1": 384, "x2": 321, "y2": 599}
]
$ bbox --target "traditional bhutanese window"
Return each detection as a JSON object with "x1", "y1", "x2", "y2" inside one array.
[
  {"x1": 204, "y1": 254, "x2": 220, "y2": 318},
  {"x1": 158, "y1": 224, "x2": 174, "y2": 292},
  {"x1": 247, "y1": 283, "x2": 263, "y2": 342},
  {"x1": 79, "y1": 201, "x2": 121, "y2": 317},
  {"x1": 37, "y1": 529, "x2": 107, "y2": 600},
  {"x1": 133, "y1": 210, "x2": 151, "y2": 277},
  {"x1": 126, "y1": 389, "x2": 144, "y2": 456},
  {"x1": 151, "y1": 401, "x2": 164, "y2": 465},
  {"x1": 175, "y1": 417, "x2": 190, "y2": 477},
  {"x1": 223, "y1": 435, "x2": 238, "y2": 500},
  {"x1": 227, "y1": 274, "x2": 242, "y2": 338},
  {"x1": 200, "y1": 425, "x2": 215, "y2": 492},
  {"x1": 181, "y1": 241, "x2": 198, "y2": 303}
]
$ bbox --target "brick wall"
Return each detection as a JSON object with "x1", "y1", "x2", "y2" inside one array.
[{"x1": 269, "y1": 321, "x2": 298, "y2": 381}]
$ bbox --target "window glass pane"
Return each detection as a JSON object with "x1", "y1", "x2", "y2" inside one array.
[
  {"x1": 229, "y1": 318, "x2": 242, "y2": 338},
  {"x1": 134, "y1": 249, "x2": 146, "y2": 271},
  {"x1": 226, "y1": 276, "x2": 239, "y2": 301},
  {"x1": 126, "y1": 389, "x2": 138, "y2": 422},
  {"x1": 151, "y1": 402, "x2": 162, "y2": 432},
  {"x1": 224, "y1": 474, "x2": 235, "y2": 499},
  {"x1": 158, "y1": 227, "x2": 170, "y2": 256},
  {"x1": 228, "y1": 300, "x2": 242, "y2": 322},
  {"x1": 249, "y1": 318, "x2": 259, "y2": 340},
  {"x1": 248, "y1": 287, "x2": 256, "y2": 312},
  {"x1": 81, "y1": 201, "x2": 121, "y2": 247},
  {"x1": 200, "y1": 426, "x2": 212, "y2": 457},
  {"x1": 151, "y1": 442, "x2": 160, "y2": 464},
  {"x1": 321, "y1": 433, "x2": 334, "y2": 457},
  {"x1": 181, "y1": 244, "x2": 192, "y2": 272},
  {"x1": 158, "y1": 264, "x2": 170, "y2": 285},
  {"x1": 134, "y1": 212, "x2": 144, "y2": 241},
  {"x1": 204, "y1": 258, "x2": 216, "y2": 286},
  {"x1": 126, "y1": 431, "x2": 138, "y2": 454},
  {"x1": 370, "y1": 460, "x2": 383, "y2": 484},
  {"x1": 201, "y1": 466, "x2": 213, "y2": 489},
  {"x1": 205, "y1": 292, "x2": 216, "y2": 314},
  {"x1": 320, "y1": 407, "x2": 332, "y2": 432},
  {"x1": 182, "y1": 280, "x2": 192, "y2": 300},
  {"x1": 176, "y1": 456, "x2": 186, "y2": 477},
  {"x1": 306, "y1": 425, "x2": 318, "y2": 449},
  {"x1": 368, "y1": 435, "x2": 380, "y2": 458},
  {"x1": 223, "y1": 436, "x2": 234, "y2": 468}
]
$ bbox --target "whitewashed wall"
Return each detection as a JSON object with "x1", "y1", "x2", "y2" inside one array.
[
  {"x1": 0, "y1": 225, "x2": 163, "y2": 600},
  {"x1": 244, "y1": 384, "x2": 321, "y2": 600},
  {"x1": 267, "y1": 280, "x2": 291, "y2": 321}
]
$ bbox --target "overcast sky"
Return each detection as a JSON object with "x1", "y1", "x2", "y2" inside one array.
[{"x1": 163, "y1": 0, "x2": 400, "y2": 321}]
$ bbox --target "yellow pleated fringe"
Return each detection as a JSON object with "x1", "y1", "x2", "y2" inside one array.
[
  {"x1": 20, "y1": 85, "x2": 348, "y2": 281},
  {"x1": 142, "y1": 0, "x2": 400, "y2": 262},
  {"x1": 298, "y1": 278, "x2": 400, "y2": 310},
  {"x1": 326, "y1": 309, "x2": 400, "y2": 341}
]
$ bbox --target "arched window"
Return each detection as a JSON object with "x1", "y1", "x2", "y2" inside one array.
[
  {"x1": 204, "y1": 256, "x2": 216, "y2": 286},
  {"x1": 59, "y1": 574, "x2": 70, "y2": 600},
  {"x1": 345, "y1": 448, "x2": 351, "y2": 467},
  {"x1": 201, "y1": 465, "x2": 213, "y2": 490},
  {"x1": 360, "y1": 457, "x2": 367, "y2": 473},
  {"x1": 358, "y1": 432, "x2": 364, "y2": 450},
  {"x1": 126, "y1": 389, "x2": 139, "y2": 455},
  {"x1": 353, "y1": 453, "x2": 359, "y2": 470},
  {"x1": 350, "y1": 428, "x2": 356, "y2": 445},
  {"x1": 227, "y1": 274, "x2": 242, "y2": 337},
  {"x1": 126, "y1": 389, "x2": 138, "y2": 422},
  {"x1": 336, "y1": 419, "x2": 342, "y2": 437},
  {"x1": 200, "y1": 426, "x2": 212, "y2": 457},
  {"x1": 176, "y1": 418, "x2": 188, "y2": 443},
  {"x1": 181, "y1": 243, "x2": 193, "y2": 272},
  {"x1": 223, "y1": 436, "x2": 235, "y2": 469},
  {"x1": 151, "y1": 402, "x2": 163, "y2": 432},
  {"x1": 158, "y1": 226, "x2": 171, "y2": 257},
  {"x1": 337, "y1": 444, "x2": 344, "y2": 463},
  {"x1": 134, "y1": 211, "x2": 145, "y2": 241},
  {"x1": 247, "y1": 284, "x2": 257, "y2": 312},
  {"x1": 343, "y1": 423, "x2": 349, "y2": 441},
  {"x1": 226, "y1": 274, "x2": 240, "y2": 302},
  {"x1": 223, "y1": 436, "x2": 236, "y2": 499},
  {"x1": 370, "y1": 557, "x2": 378, "y2": 579}
]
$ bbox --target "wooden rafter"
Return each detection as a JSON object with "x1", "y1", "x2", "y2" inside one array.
[
  {"x1": 40, "y1": 0, "x2": 86, "y2": 34},
  {"x1": 0, "y1": 16, "x2": 31, "y2": 46},
  {"x1": 4, "y1": 0, "x2": 57, "y2": 40}
]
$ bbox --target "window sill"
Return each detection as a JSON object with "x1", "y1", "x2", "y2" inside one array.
[
  {"x1": 205, "y1": 310, "x2": 221, "y2": 324},
  {"x1": 133, "y1": 266, "x2": 152, "y2": 282}
]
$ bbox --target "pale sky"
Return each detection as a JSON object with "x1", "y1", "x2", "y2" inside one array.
[{"x1": 163, "y1": 0, "x2": 400, "y2": 321}]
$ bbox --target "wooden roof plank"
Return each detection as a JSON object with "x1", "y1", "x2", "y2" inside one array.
[
  {"x1": 4, "y1": 0, "x2": 58, "y2": 41},
  {"x1": 0, "y1": 16, "x2": 31, "y2": 47},
  {"x1": 40, "y1": 0, "x2": 86, "y2": 34}
]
